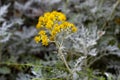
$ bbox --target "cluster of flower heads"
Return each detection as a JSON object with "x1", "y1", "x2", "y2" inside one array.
[{"x1": 34, "y1": 11, "x2": 77, "y2": 46}]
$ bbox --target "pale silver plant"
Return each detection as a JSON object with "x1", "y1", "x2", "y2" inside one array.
[
  {"x1": 47, "y1": 24, "x2": 105, "y2": 79},
  {"x1": 0, "y1": 3, "x2": 24, "y2": 61},
  {"x1": 105, "y1": 72, "x2": 120, "y2": 80},
  {"x1": 0, "y1": 4, "x2": 11, "y2": 42},
  {"x1": 0, "y1": 4, "x2": 10, "y2": 61},
  {"x1": 0, "y1": 22, "x2": 12, "y2": 43},
  {"x1": 71, "y1": 25, "x2": 105, "y2": 56},
  {"x1": 65, "y1": 25, "x2": 105, "y2": 79},
  {"x1": 0, "y1": 3, "x2": 23, "y2": 43},
  {"x1": 0, "y1": 4, "x2": 10, "y2": 22}
]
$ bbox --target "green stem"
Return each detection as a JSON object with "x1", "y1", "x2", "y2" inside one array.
[
  {"x1": 0, "y1": 62, "x2": 34, "y2": 66},
  {"x1": 88, "y1": 53, "x2": 107, "y2": 67},
  {"x1": 55, "y1": 39, "x2": 73, "y2": 74},
  {"x1": 0, "y1": 48, "x2": 1, "y2": 61},
  {"x1": 109, "y1": 0, "x2": 120, "y2": 19},
  {"x1": 58, "y1": 48, "x2": 73, "y2": 74},
  {"x1": 0, "y1": 42, "x2": 2, "y2": 61},
  {"x1": 98, "y1": 0, "x2": 104, "y2": 8},
  {"x1": 101, "y1": 0, "x2": 120, "y2": 30},
  {"x1": 83, "y1": 44, "x2": 88, "y2": 69}
]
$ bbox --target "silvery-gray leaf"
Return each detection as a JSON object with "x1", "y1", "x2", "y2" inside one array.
[
  {"x1": 74, "y1": 56, "x2": 86, "y2": 68},
  {"x1": 89, "y1": 48, "x2": 97, "y2": 56},
  {"x1": 106, "y1": 45, "x2": 119, "y2": 52},
  {"x1": 87, "y1": 40, "x2": 97, "y2": 47},
  {"x1": 0, "y1": 4, "x2": 10, "y2": 18},
  {"x1": 0, "y1": 33, "x2": 11, "y2": 43}
]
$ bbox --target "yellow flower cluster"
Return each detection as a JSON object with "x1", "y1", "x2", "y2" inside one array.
[
  {"x1": 36, "y1": 11, "x2": 66, "y2": 29},
  {"x1": 34, "y1": 30, "x2": 49, "y2": 46},
  {"x1": 34, "y1": 11, "x2": 77, "y2": 46}
]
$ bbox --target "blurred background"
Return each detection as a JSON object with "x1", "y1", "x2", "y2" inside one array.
[{"x1": 0, "y1": 0, "x2": 120, "y2": 80}]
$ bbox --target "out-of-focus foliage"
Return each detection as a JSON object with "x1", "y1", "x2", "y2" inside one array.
[{"x1": 0, "y1": 0, "x2": 120, "y2": 80}]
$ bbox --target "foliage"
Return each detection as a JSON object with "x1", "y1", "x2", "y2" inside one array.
[{"x1": 0, "y1": 0, "x2": 120, "y2": 80}]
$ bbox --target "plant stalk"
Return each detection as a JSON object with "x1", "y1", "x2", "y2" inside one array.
[
  {"x1": 55, "y1": 39, "x2": 72, "y2": 74},
  {"x1": 58, "y1": 48, "x2": 73, "y2": 74},
  {"x1": 102, "y1": 0, "x2": 120, "y2": 30},
  {"x1": 83, "y1": 44, "x2": 88, "y2": 69}
]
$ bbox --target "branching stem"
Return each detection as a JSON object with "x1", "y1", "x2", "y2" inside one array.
[
  {"x1": 102, "y1": 0, "x2": 120, "y2": 30},
  {"x1": 55, "y1": 37, "x2": 73, "y2": 74}
]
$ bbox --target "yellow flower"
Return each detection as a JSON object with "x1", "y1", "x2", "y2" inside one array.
[
  {"x1": 51, "y1": 11, "x2": 58, "y2": 16},
  {"x1": 36, "y1": 22, "x2": 42, "y2": 29},
  {"x1": 62, "y1": 22, "x2": 69, "y2": 27},
  {"x1": 41, "y1": 35, "x2": 49, "y2": 46},
  {"x1": 34, "y1": 11, "x2": 77, "y2": 46},
  {"x1": 51, "y1": 30, "x2": 57, "y2": 36},
  {"x1": 42, "y1": 40, "x2": 48, "y2": 46},
  {"x1": 57, "y1": 13, "x2": 66, "y2": 21},
  {"x1": 71, "y1": 27, "x2": 77, "y2": 32},
  {"x1": 34, "y1": 36, "x2": 41, "y2": 43},
  {"x1": 54, "y1": 26, "x2": 61, "y2": 33},
  {"x1": 59, "y1": 22, "x2": 70, "y2": 30},
  {"x1": 49, "y1": 14, "x2": 56, "y2": 21},
  {"x1": 38, "y1": 30, "x2": 46, "y2": 35},
  {"x1": 46, "y1": 20, "x2": 53, "y2": 29},
  {"x1": 39, "y1": 16, "x2": 44, "y2": 22},
  {"x1": 50, "y1": 35, "x2": 55, "y2": 41},
  {"x1": 59, "y1": 24, "x2": 65, "y2": 29},
  {"x1": 44, "y1": 12, "x2": 51, "y2": 18}
]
